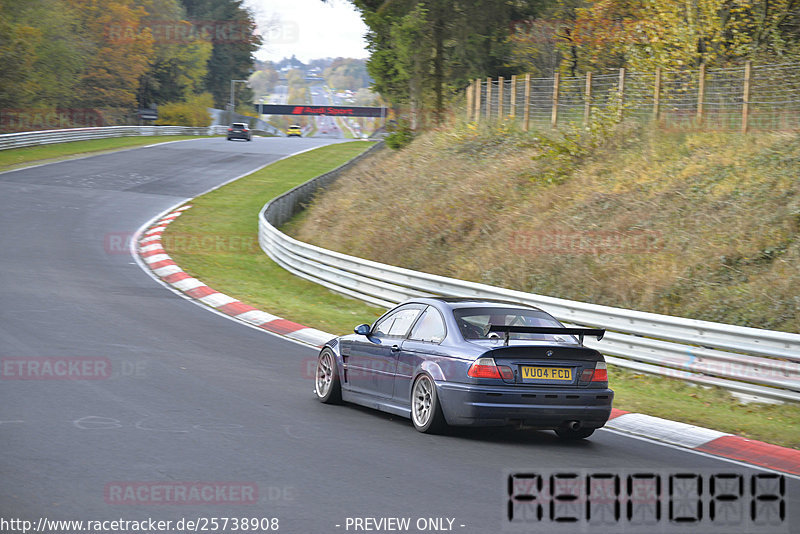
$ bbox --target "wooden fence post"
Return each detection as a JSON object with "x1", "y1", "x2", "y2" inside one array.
[
  {"x1": 551, "y1": 71, "x2": 560, "y2": 128},
  {"x1": 486, "y1": 77, "x2": 493, "y2": 122},
  {"x1": 697, "y1": 63, "x2": 706, "y2": 126},
  {"x1": 510, "y1": 75, "x2": 517, "y2": 118},
  {"x1": 742, "y1": 61, "x2": 752, "y2": 134},
  {"x1": 523, "y1": 73, "x2": 531, "y2": 131},
  {"x1": 466, "y1": 83, "x2": 473, "y2": 122},
  {"x1": 498, "y1": 76, "x2": 504, "y2": 119},
  {"x1": 584, "y1": 71, "x2": 592, "y2": 127},
  {"x1": 653, "y1": 67, "x2": 661, "y2": 121},
  {"x1": 617, "y1": 67, "x2": 626, "y2": 120},
  {"x1": 474, "y1": 79, "x2": 482, "y2": 123}
]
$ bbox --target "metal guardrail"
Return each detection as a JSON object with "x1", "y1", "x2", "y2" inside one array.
[
  {"x1": 259, "y1": 142, "x2": 800, "y2": 403},
  {"x1": 0, "y1": 125, "x2": 265, "y2": 151}
]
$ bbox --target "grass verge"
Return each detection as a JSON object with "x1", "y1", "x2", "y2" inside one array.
[
  {"x1": 609, "y1": 366, "x2": 800, "y2": 449},
  {"x1": 0, "y1": 135, "x2": 207, "y2": 172},
  {"x1": 162, "y1": 140, "x2": 800, "y2": 450},
  {"x1": 163, "y1": 141, "x2": 384, "y2": 335}
]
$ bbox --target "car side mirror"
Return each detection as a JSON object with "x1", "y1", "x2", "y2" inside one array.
[{"x1": 354, "y1": 324, "x2": 371, "y2": 336}]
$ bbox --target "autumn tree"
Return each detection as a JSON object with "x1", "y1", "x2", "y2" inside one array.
[
  {"x1": 347, "y1": 0, "x2": 544, "y2": 125},
  {"x1": 67, "y1": 0, "x2": 155, "y2": 110},
  {"x1": 180, "y1": 0, "x2": 261, "y2": 108},
  {"x1": 136, "y1": 0, "x2": 212, "y2": 107},
  {"x1": 561, "y1": 0, "x2": 800, "y2": 73},
  {"x1": 248, "y1": 67, "x2": 279, "y2": 99},
  {"x1": 324, "y1": 58, "x2": 372, "y2": 91},
  {"x1": 0, "y1": 0, "x2": 89, "y2": 109}
]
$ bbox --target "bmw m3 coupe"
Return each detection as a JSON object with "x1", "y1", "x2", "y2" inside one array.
[{"x1": 314, "y1": 298, "x2": 613, "y2": 438}]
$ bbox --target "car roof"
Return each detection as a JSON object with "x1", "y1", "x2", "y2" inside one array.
[{"x1": 404, "y1": 297, "x2": 545, "y2": 312}]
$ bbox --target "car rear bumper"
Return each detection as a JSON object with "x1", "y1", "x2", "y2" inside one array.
[
  {"x1": 227, "y1": 133, "x2": 250, "y2": 140},
  {"x1": 437, "y1": 381, "x2": 614, "y2": 428}
]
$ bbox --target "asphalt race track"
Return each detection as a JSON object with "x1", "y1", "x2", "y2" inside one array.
[{"x1": 1, "y1": 136, "x2": 797, "y2": 533}]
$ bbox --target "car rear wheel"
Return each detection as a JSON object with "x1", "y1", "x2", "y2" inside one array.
[
  {"x1": 315, "y1": 349, "x2": 341, "y2": 404},
  {"x1": 411, "y1": 374, "x2": 445, "y2": 433},
  {"x1": 554, "y1": 426, "x2": 595, "y2": 440}
]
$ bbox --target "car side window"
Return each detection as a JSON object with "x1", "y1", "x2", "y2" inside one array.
[
  {"x1": 408, "y1": 307, "x2": 446, "y2": 343},
  {"x1": 373, "y1": 307, "x2": 422, "y2": 337}
]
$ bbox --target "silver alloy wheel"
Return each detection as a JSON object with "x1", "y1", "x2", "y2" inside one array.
[
  {"x1": 316, "y1": 351, "x2": 333, "y2": 398},
  {"x1": 412, "y1": 375, "x2": 434, "y2": 427}
]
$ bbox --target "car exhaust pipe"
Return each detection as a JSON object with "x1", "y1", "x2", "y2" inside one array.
[{"x1": 567, "y1": 420, "x2": 581, "y2": 431}]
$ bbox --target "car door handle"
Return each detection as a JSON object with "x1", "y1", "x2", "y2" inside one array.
[{"x1": 391, "y1": 345, "x2": 400, "y2": 352}]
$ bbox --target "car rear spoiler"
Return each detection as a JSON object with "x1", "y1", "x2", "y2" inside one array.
[{"x1": 488, "y1": 325, "x2": 606, "y2": 346}]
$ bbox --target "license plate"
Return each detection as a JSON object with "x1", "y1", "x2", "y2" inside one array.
[{"x1": 521, "y1": 366, "x2": 572, "y2": 381}]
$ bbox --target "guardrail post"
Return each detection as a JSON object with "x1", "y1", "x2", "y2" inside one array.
[{"x1": 617, "y1": 67, "x2": 626, "y2": 120}]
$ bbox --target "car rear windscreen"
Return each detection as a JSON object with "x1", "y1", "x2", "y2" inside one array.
[{"x1": 454, "y1": 307, "x2": 575, "y2": 342}]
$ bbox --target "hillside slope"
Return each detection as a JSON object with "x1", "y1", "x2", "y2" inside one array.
[{"x1": 288, "y1": 124, "x2": 800, "y2": 333}]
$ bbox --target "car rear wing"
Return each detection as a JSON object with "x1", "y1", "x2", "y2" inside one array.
[{"x1": 487, "y1": 325, "x2": 605, "y2": 346}]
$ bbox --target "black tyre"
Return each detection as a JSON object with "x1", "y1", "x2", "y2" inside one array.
[
  {"x1": 410, "y1": 374, "x2": 446, "y2": 433},
  {"x1": 554, "y1": 426, "x2": 595, "y2": 440},
  {"x1": 315, "y1": 348, "x2": 341, "y2": 404}
]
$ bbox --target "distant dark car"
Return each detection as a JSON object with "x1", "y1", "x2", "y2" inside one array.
[
  {"x1": 227, "y1": 122, "x2": 251, "y2": 141},
  {"x1": 314, "y1": 298, "x2": 613, "y2": 437}
]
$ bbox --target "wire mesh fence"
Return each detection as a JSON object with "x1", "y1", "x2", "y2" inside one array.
[{"x1": 466, "y1": 62, "x2": 800, "y2": 132}]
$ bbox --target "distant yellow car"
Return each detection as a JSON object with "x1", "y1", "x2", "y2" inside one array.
[{"x1": 287, "y1": 125, "x2": 302, "y2": 137}]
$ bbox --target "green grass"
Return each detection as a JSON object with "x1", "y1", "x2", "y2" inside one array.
[
  {"x1": 0, "y1": 135, "x2": 207, "y2": 172},
  {"x1": 164, "y1": 141, "x2": 384, "y2": 335},
  {"x1": 289, "y1": 124, "x2": 800, "y2": 334},
  {"x1": 609, "y1": 366, "x2": 800, "y2": 449},
  {"x1": 162, "y1": 138, "x2": 800, "y2": 450}
]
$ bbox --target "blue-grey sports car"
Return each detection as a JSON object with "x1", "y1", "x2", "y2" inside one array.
[{"x1": 314, "y1": 298, "x2": 614, "y2": 438}]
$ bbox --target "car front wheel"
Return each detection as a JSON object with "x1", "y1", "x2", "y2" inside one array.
[
  {"x1": 315, "y1": 349, "x2": 341, "y2": 404},
  {"x1": 411, "y1": 374, "x2": 445, "y2": 433}
]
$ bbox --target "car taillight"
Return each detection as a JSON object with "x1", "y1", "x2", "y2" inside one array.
[
  {"x1": 467, "y1": 357, "x2": 513, "y2": 380},
  {"x1": 592, "y1": 362, "x2": 608, "y2": 382},
  {"x1": 580, "y1": 362, "x2": 608, "y2": 382},
  {"x1": 227, "y1": 128, "x2": 232, "y2": 132}
]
